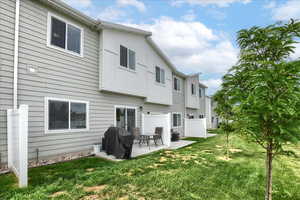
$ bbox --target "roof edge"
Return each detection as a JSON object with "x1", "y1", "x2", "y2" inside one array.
[
  {"x1": 145, "y1": 37, "x2": 188, "y2": 78},
  {"x1": 39, "y1": 0, "x2": 99, "y2": 28},
  {"x1": 99, "y1": 20, "x2": 152, "y2": 36}
]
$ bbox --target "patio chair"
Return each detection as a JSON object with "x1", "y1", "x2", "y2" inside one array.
[
  {"x1": 153, "y1": 127, "x2": 163, "y2": 145},
  {"x1": 132, "y1": 127, "x2": 144, "y2": 144}
]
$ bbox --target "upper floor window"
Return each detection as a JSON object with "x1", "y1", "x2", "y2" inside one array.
[
  {"x1": 48, "y1": 14, "x2": 83, "y2": 56},
  {"x1": 174, "y1": 77, "x2": 181, "y2": 91},
  {"x1": 120, "y1": 45, "x2": 136, "y2": 70},
  {"x1": 45, "y1": 97, "x2": 89, "y2": 133},
  {"x1": 155, "y1": 66, "x2": 165, "y2": 84},
  {"x1": 199, "y1": 88, "x2": 202, "y2": 98},
  {"x1": 191, "y1": 83, "x2": 196, "y2": 95}
]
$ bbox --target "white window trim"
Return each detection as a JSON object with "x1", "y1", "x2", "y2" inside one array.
[
  {"x1": 44, "y1": 97, "x2": 89, "y2": 134},
  {"x1": 120, "y1": 45, "x2": 136, "y2": 71},
  {"x1": 172, "y1": 112, "x2": 182, "y2": 128},
  {"x1": 173, "y1": 76, "x2": 181, "y2": 92},
  {"x1": 114, "y1": 105, "x2": 138, "y2": 128},
  {"x1": 47, "y1": 12, "x2": 84, "y2": 57}
]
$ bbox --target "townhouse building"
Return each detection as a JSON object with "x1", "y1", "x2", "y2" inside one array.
[{"x1": 0, "y1": 0, "x2": 210, "y2": 166}]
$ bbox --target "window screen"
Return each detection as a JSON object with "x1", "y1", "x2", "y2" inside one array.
[
  {"x1": 129, "y1": 49, "x2": 135, "y2": 70},
  {"x1": 120, "y1": 45, "x2": 128, "y2": 67},
  {"x1": 67, "y1": 24, "x2": 81, "y2": 54},
  {"x1": 161, "y1": 69, "x2": 165, "y2": 84},
  {"x1": 49, "y1": 100, "x2": 69, "y2": 130},
  {"x1": 71, "y1": 102, "x2": 86, "y2": 129},
  {"x1": 51, "y1": 17, "x2": 66, "y2": 49}
]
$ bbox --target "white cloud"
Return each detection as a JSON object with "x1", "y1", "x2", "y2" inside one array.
[
  {"x1": 126, "y1": 17, "x2": 238, "y2": 74},
  {"x1": 171, "y1": 0, "x2": 251, "y2": 7},
  {"x1": 201, "y1": 78, "x2": 222, "y2": 94},
  {"x1": 290, "y1": 42, "x2": 300, "y2": 60},
  {"x1": 268, "y1": 0, "x2": 300, "y2": 21},
  {"x1": 117, "y1": 0, "x2": 146, "y2": 12},
  {"x1": 62, "y1": 0, "x2": 92, "y2": 8},
  {"x1": 97, "y1": 7, "x2": 126, "y2": 21}
]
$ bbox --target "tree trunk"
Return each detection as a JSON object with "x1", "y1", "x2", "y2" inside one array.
[
  {"x1": 226, "y1": 133, "x2": 229, "y2": 159},
  {"x1": 265, "y1": 143, "x2": 273, "y2": 200}
]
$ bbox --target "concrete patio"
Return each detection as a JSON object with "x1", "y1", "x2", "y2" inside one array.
[{"x1": 95, "y1": 140, "x2": 196, "y2": 161}]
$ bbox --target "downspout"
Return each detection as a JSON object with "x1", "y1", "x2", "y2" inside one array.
[
  {"x1": 183, "y1": 77, "x2": 187, "y2": 137},
  {"x1": 13, "y1": 0, "x2": 20, "y2": 110}
]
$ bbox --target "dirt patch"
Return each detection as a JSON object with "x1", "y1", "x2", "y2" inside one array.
[
  {"x1": 118, "y1": 196, "x2": 129, "y2": 200},
  {"x1": 81, "y1": 194, "x2": 100, "y2": 200},
  {"x1": 49, "y1": 191, "x2": 68, "y2": 198},
  {"x1": 159, "y1": 157, "x2": 168, "y2": 162},
  {"x1": 201, "y1": 150, "x2": 213, "y2": 154},
  {"x1": 216, "y1": 145, "x2": 223, "y2": 148},
  {"x1": 84, "y1": 185, "x2": 107, "y2": 193},
  {"x1": 217, "y1": 156, "x2": 232, "y2": 161},
  {"x1": 229, "y1": 148, "x2": 243, "y2": 153},
  {"x1": 125, "y1": 172, "x2": 133, "y2": 176},
  {"x1": 86, "y1": 168, "x2": 95, "y2": 172},
  {"x1": 148, "y1": 163, "x2": 164, "y2": 169}
]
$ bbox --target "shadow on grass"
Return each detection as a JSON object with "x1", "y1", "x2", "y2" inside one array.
[{"x1": 0, "y1": 135, "x2": 299, "y2": 200}]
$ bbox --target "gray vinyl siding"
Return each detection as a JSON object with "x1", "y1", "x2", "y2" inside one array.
[
  {"x1": 171, "y1": 75, "x2": 185, "y2": 136},
  {"x1": 0, "y1": 0, "x2": 147, "y2": 163},
  {"x1": 0, "y1": 0, "x2": 15, "y2": 164}
]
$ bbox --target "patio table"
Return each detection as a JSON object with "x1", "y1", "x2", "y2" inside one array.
[{"x1": 139, "y1": 134, "x2": 158, "y2": 149}]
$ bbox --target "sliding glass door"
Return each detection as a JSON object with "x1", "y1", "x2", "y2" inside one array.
[{"x1": 115, "y1": 106, "x2": 137, "y2": 133}]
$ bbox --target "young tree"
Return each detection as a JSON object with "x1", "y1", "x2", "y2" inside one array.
[
  {"x1": 217, "y1": 20, "x2": 300, "y2": 200},
  {"x1": 213, "y1": 88, "x2": 235, "y2": 159}
]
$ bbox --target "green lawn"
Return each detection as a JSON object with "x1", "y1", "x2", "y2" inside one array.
[{"x1": 1, "y1": 135, "x2": 299, "y2": 200}]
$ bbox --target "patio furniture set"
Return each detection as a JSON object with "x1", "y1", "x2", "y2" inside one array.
[{"x1": 132, "y1": 127, "x2": 164, "y2": 149}]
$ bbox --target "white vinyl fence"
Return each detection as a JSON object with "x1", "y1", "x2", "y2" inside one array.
[
  {"x1": 184, "y1": 118, "x2": 207, "y2": 138},
  {"x1": 7, "y1": 105, "x2": 28, "y2": 187},
  {"x1": 141, "y1": 113, "x2": 171, "y2": 147}
]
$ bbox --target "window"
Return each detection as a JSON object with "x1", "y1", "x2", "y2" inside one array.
[
  {"x1": 155, "y1": 66, "x2": 165, "y2": 84},
  {"x1": 120, "y1": 45, "x2": 136, "y2": 70},
  {"x1": 48, "y1": 14, "x2": 83, "y2": 56},
  {"x1": 120, "y1": 45, "x2": 128, "y2": 67},
  {"x1": 172, "y1": 113, "x2": 182, "y2": 127},
  {"x1": 199, "y1": 114, "x2": 203, "y2": 119},
  {"x1": 174, "y1": 77, "x2": 181, "y2": 91},
  {"x1": 191, "y1": 83, "x2": 196, "y2": 95},
  {"x1": 199, "y1": 88, "x2": 202, "y2": 98},
  {"x1": 46, "y1": 98, "x2": 89, "y2": 133}
]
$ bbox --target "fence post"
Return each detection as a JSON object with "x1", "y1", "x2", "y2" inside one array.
[
  {"x1": 7, "y1": 105, "x2": 28, "y2": 188},
  {"x1": 18, "y1": 105, "x2": 28, "y2": 187},
  {"x1": 7, "y1": 109, "x2": 13, "y2": 168}
]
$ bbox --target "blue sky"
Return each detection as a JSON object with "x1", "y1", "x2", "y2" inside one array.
[{"x1": 63, "y1": 0, "x2": 300, "y2": 95}]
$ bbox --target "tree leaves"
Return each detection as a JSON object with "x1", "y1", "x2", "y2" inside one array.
[{"x1": 215, "y1": 19, "x2": 300, "y2": 153}]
